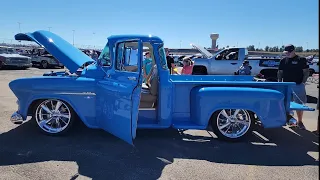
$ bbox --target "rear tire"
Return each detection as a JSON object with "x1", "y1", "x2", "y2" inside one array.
[{"x1": 211, "y1": 109, "x2": 254, "y2": 142}]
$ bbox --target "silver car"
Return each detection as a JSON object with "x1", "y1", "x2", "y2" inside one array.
[{"x1": 0, "y1": 46, "x2": 32, "y2": 69}]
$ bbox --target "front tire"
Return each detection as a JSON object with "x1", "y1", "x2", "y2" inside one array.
[
  {"x1": 211, "y1": 109, "x2": 254, "y2": 142},
  {"x1": 33, "y1": 99, "x2": 76, "y2": 136}
]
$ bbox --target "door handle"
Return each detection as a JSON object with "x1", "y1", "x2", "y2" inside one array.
[
  {"x1": 231, "y1": 63, "x2": 238, "y2": 65},
  {"x1": 128, "y1": 76, "x2": 137, "y2": 81}
]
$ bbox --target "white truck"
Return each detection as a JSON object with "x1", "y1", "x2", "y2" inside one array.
[
  {"x1": 191, "y1": 44, "x2": 281, "y2": 79},
  {"x1": 191, "y1": 44, "x2": 319, "y2": 78}
]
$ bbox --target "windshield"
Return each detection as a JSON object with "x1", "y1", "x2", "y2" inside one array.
[
  {"x1": 158, "y1": 44, "x2": 168, "y2": 69},
  {"x1": 7, "y1": 48, "x2": 16, "y2": 54},
  {"x1": 0, "y1": 48, "x2": 7, "y2": 54},
  {"x1": 0, "y1": 47, "x2": 16, "y2": 54},
  {"x1": 98, "y1": 41, "x2": 111, "y2": 66}
]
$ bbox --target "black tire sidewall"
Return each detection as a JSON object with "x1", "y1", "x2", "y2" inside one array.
[{"x1": 40, "y1": 60, "x2": 48, "y2": 69}]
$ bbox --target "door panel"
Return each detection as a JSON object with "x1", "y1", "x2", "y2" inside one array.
[{"x1": 97, "y1": 40, "x2": 143, "y2": 144}]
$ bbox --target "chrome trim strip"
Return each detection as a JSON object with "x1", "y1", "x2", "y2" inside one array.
[{"x1": 55, "y1": 92, "x2": 96, "y2": 96}]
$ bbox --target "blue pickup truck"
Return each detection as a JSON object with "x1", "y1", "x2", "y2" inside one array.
[{"x1": 9, "y1": 30, "x2": 314, "y2": 145}]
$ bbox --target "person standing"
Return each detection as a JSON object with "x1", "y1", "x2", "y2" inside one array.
[
  {"x1": 277, "y1": 44, "x2": 310, "y2": 129},
  {"x1": 165, "y1": 48, "x2": 175, "y2": 74}
]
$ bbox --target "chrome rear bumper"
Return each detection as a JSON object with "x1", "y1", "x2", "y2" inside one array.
[{"x1": 10, "y1": 112, "x2": 23, "y2": 124}]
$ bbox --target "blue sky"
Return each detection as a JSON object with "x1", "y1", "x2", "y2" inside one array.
[{"x1": 0, "y1": 0, "x2": 318, "y2": 49}]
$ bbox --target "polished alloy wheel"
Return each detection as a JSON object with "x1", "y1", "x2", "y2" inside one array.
[
  {"x1": 35, "y1": 99, "x2": 71, "y2": 134},
  {"x1": 216, "y1": 109, "x2": 251, "y2": 139}
]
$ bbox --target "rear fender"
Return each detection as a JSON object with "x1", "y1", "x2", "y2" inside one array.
[{"x1": 190, "y1": 86, "x2": 287, "y2": 128}]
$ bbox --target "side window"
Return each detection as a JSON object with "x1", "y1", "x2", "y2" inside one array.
[
  {"x1": 219, "y1": 49, "x2": 239, "y2": 60},
  {"x1": 116, "y1": 42, "x2": 139, "y2": 72}
]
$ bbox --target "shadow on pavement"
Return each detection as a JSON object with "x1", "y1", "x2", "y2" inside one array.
[{"x1": 0, "y1": 119, "x2": 319, "y2": 179}]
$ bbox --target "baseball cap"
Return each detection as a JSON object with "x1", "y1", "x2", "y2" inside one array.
[
  {"x1": 243, "y1": 60, "x2": 250, "y2": 64},
  {"x1": 283, "y1": 44, "x2": 295, "y2": 53}
]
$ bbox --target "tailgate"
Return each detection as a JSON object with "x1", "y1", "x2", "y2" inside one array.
[{"x1": 290, "y1": 102, "x2": 315, "y2": 111}]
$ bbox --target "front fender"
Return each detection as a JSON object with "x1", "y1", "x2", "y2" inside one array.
[
  {"x1": 190, "y1": 86, "x2": 287, "y2": 128},
  {"x1": 9, "y1": 77, "x2": 98, "y2": 128},
  {"x1": 18, "y1": 93, "x2": 97, "y2": 128}
]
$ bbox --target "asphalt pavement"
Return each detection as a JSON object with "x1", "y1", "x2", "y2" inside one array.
[{"x1": 0, "y1": 67, "x2": 319, "y2": 180}]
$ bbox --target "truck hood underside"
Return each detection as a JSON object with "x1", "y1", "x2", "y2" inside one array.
[{"x1": 15, "y1": 30, "x2": 94, "y2": 73}]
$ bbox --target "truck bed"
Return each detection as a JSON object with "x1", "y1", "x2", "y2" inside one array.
[{"x1": 170, "y1": 75, "x2": 293, "y2": 86}]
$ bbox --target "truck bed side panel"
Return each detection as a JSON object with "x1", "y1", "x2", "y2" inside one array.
[{"x1": 189, "y1": 86, "x2": 287, "y2": 128}]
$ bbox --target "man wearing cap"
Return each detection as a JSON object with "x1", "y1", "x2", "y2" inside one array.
[
  {"x1": 278, "y1": 44, "x2": 309, "y2": 129},
  {"x1": 165, "y1": 48, "x2": 175, "y2": 74}
]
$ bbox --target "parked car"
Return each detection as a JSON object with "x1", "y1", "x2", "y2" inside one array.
[
  {"x1": 28, "y1": 47, "x2": 64, "y2": 69},
  {"x1": 0, "y1": 46, "x2": 32, "y2": 69},
  {"x1": 9, "y1": 30, "x2": 314, "y2": 145},
  {"x1": 306, "y1": 54, "x2": 319, "y2": 75}
]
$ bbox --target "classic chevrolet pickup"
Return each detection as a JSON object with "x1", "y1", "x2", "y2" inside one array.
[{"x1": 9, "y1": 30, "x2": 314, "y2": 145}]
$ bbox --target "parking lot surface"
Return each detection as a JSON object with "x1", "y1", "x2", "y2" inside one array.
[{"x1": 0, "y1": 68, "x2": 319, "y2": 180}]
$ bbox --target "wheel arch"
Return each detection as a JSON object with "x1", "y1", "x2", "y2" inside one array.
[
  {"x1": 206, "y1": 107, "x2": 258, "y2": 129},
  {"x1": 192, "y1": 65, "x2": 208, "y2": 75},
  {"x1": 27, "y1": 97, "x2": 81, "y2": 123}
]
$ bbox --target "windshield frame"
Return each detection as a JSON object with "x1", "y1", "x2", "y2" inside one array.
[
  {"x1": 157, "y1": 43, "x2": 168, "y2": 70},
  {"x1": 97, "y1": 41, "x2": 112, "y2": 67}
]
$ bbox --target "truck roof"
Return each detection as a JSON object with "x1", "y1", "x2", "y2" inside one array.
[{"x1": 107, "y1": 35, "x2": 163, "y2": 43}]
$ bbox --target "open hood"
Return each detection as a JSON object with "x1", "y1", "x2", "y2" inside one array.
[
  {"x1": 15, "y1": 30, "x2": 94, "y2": 73},
  {"x1": 190, "y1": 43, "x2": 213, "y2": 59}
]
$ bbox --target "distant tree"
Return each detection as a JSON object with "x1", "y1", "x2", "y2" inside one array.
[
  {"x1": 247, "y1": 45, "x2": 255, "y2": 51},
  {"x1": 265, "y1": 46, "x2": 269, "y2": 52},
  {"x1": 295, "y1": 46, "x2": 303, "y2": 52}
]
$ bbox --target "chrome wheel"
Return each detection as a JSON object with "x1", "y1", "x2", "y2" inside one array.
[
  {"x1": 216, "y1": 109, "x2": 251, "y2": 139},
  {"x1": 35, "y1": 99, "x2": 72, "y2": 134}
]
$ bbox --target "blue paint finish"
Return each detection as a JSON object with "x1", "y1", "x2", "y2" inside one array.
[
  {"x1": 137, "y1": 110, "x2": 157, "y2": 125},
  {"x1": 190, "y1": 86, "x2": 287, "y2": 128},
  {"x1": 9, "y1": 30, "x2": 315, "y2": 145},
  {"x1": 15, "y1": 30, "x2": 94, "y2": 73},
  {"x1": 290, "y1": 102, "x2": 315, "y2": 111}
]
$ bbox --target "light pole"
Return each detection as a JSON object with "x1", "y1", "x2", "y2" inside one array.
[
  {"x1": 93, "y1": 32, "x2": 96, "y2": 49},
  {"x1": 72, "y1": 30, "x2": 75, "y2": 46},
  {"x1": 17, "y1": 22, "x2": 21, "y2": 32},
  {"x1": 48, "y1": 27, "x2": 52, "y2": 32},
  {"x1": 306, "y1": 42, "x2": 308, "y2": 51},
  {"x1": 179, "y1": 40, "x2": 182, "y2": 48}
]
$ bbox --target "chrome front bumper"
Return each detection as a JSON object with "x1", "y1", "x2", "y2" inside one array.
[{"x1": 10, "y1": 112, "x2": 23, "y2": 124}]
